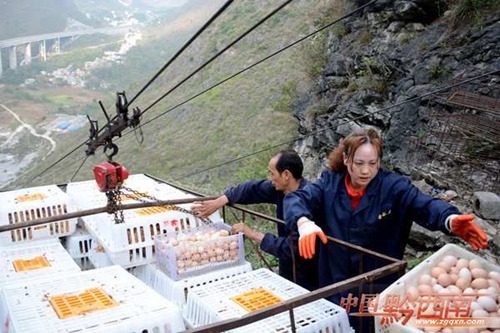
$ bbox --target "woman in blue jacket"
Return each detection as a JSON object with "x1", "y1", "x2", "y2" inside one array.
[
  {"x1": 193, "y1": 149, "x2": 319, "y2": 290},
  {"x1": 284, "y1": 128, "x2": 488, "y2": 331}
]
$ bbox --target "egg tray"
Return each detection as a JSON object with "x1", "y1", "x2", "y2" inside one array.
[
  {"x1": 154, "y1": 223, "x2": 245, "y2": 281},
  {"x1": 374, "y1": 244, "x2": 500, "y2": 333}
]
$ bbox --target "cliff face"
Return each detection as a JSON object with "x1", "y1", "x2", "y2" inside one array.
[{"x1": 293, "y1": 1, "x2": 499, "y2": 261}]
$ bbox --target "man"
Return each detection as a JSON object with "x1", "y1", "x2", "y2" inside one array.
[{"x1": 193, "y1": 149, "x2": 318, "y2": 290}]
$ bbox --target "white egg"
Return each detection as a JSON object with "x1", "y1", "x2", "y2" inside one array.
[
  {"x1": 476, "y1": 296, "x2": 497, "y2": 312},
  {"x1": 418, "y1": 274, "x2": 433, "y2": 285},
  {"x1": 459, "y1": 267, "x2": 472, "y2": 282},
  {"x1": 442, "y1": 255, "x2": 458, "y2": 267},
  {"x1": 471, "y1": 309, "x2": 489, "y2": 317},
  {"x1": 489, "y1": 271, "x2": 500, "y2": 283},
  {"x1": 433, "y1": 284, "x2": 444, "y2": 293},
  {"x1": 469, "y1": 259, "x2": 482, "y2": 270},
  {"x1": 456, "y1": 258, "x2": 469, "y2": 270}
]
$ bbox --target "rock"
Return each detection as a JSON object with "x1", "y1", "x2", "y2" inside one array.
[{"x1": 473, "y1": 192, "x2": 500, "y2": 220}]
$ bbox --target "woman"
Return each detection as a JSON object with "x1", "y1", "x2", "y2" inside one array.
[{"x1": 284, "y1": 128, "x2": 488, "y2": 331}]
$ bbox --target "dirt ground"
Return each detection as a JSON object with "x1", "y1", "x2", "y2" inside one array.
[{"x1": 0, "y1": 85, "x2": 107, "y2": 127}]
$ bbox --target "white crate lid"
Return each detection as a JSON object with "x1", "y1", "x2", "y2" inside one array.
[{"x1": 1, "y1": 265, "x2": 185, "y2": 333}]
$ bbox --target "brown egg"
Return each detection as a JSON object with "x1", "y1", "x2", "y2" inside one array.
[
  {"x1": 431, "y1": 267, "x2": 447, "y2": 278},
  {"x1": 488, "y1": 278, "x2": 500, "y2": 291},
  {"x1": 418, "y1": 284, "x2": 434, "y2": 295},
  {"x1": 406, "y1": 286, "x2": 419, "y2": 302},
  {"x1": 438, "y1": 273, "x2": 453, "y2": 287},
  {"x1": 450, "y1": 273, "x2": 459, "y2": 284},
  {"x1": 471, "y1": 268, "x2": 489, "y2": 279},
  {"x1": 469, "y1": 259, "x2": 483, "y2": 270},
  {"x1": 471, "y1": 278, "x2": 489, "y2": 290},
  {"x1": 456, "y1": 277, "x2": 471, "y2": 290},
  {"x1": 438, "y1": 261, "x2": 452, "y2": 272},
  {"x1": 489, "y1": 271, "x2": 500, "y2": 284},
  {"x1": 456, "y1": 258, "x2": 469, "y2": 270}
]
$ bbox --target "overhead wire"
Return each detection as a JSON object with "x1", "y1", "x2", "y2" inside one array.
[
  {"x1": 20, "y1": 0, "x2": 237, "y2": 184},
  {"x1": 137, "y1": 0, "x2": 296, "y2": 116},
  {"x1": 126, "y1": 0, "x2": 235, "y2": 107},
  {"x1": 131, "y1": 0, "x2": 378, "y2": 130},
  {"x1": 173, "y1": 69, "x2": 500, "y2": 181}
]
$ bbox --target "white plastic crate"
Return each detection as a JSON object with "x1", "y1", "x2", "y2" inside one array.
[
  {"x1": 155, "y1": 223, "x2": 245, "y2": 280},
  {"x1": 130, "y1": 261, "x2": 252, "y2": 308},
  {"x1": 1, "y1": 265, "x2": 185, "y2": 333},
  {"x1": 374, "y1": 244, "x2": 500, "y2": 333},
  {"x1": 83, "y1": 207, "x2": 205, "y2": 268},
  {"x1": 66, "y1": 174, "x2": 162, "y2": 211},
  {"x1": 0, "y1": 239, "x2": 81, "y2": 285},
  {"x1": 184, "y1": 268, "x2": 352, "y2": 333},
  {"x1": 62, "y1": 227, "x2": 94, "y2": 270},
  {"x1": 0, "y1": 185, "x2": 77, "y2": 245}
]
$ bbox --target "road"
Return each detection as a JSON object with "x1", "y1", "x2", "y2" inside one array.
[{"x1": 0, "y1": 104, "x2": 56, "y2": 155}]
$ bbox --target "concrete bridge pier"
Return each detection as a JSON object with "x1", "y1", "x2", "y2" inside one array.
[
  {"x1": 39, "y1": 40, "x2": 46, "y2": 61},
  {"x1": 53, "y1": 37, "x2": 60, "y2": 54},
  {"x1": 0, "y1": 51, "x2": 3, "y2": 77},
  {"x1": 9, "y1": 46, "x2": 17, "y2": 69},
  {"x1": 23, "y1": 43, "x2": 32, "y2": 66}
]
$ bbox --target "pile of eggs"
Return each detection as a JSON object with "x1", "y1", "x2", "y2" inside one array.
[
  {"x1": 157, "y1": 228, "x2": 240, "y2": 276},
  {"x1": 404, "y1": 255, "x2": 500, "y2": 333}
]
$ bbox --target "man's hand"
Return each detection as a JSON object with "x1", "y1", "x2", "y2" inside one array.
[
  {"x1": 232, "y1": 222, "x2": 264, "y2": 242},
  {"x1": 297, "y1": 217, "x2": 327, "y2": 259},
  {"x1": 451, "y1": 214, "x2": 488, "y2": 251},
  {"x1": 192, "y1": 195, "x2": 228, "y2": 218}
]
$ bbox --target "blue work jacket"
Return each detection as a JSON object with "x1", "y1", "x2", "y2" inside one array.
[
  {"x1": 225, "y1": 178, "x2": 318, "y2": 290},
  {"x1": 284, "y1": 169, "x2": 459, "y2": 295}
]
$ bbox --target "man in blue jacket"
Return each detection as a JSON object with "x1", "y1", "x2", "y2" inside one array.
[{"x1": 193, "y1": 149, "x2": 318, "y2": 290}]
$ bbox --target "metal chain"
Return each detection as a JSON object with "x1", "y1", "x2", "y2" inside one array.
[
  {"x1": 105, "y1": 189, "x2": 125, "y2": 224},
  {"x1": 119, "y1": 186, "x2": 213, "y2": 225}
]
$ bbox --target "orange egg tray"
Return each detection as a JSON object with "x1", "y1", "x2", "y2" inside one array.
[{"x1": 230, "y1": 287, "x2": 283, "y2": 313}]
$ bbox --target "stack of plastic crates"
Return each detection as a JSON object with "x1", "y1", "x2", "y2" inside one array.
[
  {"x1": 0, "y1": 265, "x2": 185, "y2": 333},
  {"x1": 129, "y1": 261, "x2": 253, "y2": 309},
  {"x1": 0, "y1": 239, "x2": 81, "y2": 332},
  {"x1": 184, "y1": 268, "x2": 352, "y2": 332},
  {"x1": 67, "y1": 174, "x2": 217, "y2": 268},
  {"x1": 374, "y1": 244, "x2": 500, "y2": 333},
  {"x1": 0, "y1": 185, "x2": 77, "y2": 246}
]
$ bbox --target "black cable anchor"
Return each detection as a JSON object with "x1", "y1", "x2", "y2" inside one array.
[{"x1": 85, "y1": 91, "x2": 141, "y2": 157}]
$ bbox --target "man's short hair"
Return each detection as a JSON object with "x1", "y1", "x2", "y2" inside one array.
[{"x1": 275, "y1": 149, "x2": 303, "y2": 179}]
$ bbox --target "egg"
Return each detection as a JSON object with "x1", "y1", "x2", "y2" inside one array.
[
  {"x1": 406, "y1": 286, "x2": 419, "y2": 302},
  {"x1": 456, "y1": 258, "x2": 469, "y2": 270},
  {"x1": 450, "y1": 273, "x2": 459, "y2": 284},
  {"x1": 459, "y1": 267, "x2": 473, "y2": 282},
  {"x1": 456, "y1": 277, "x2": 471, "y2": 290},
  {"x1": 218, "y1": 229, "x2": 230, "y2": 237},
  {"x1": 431, "y1": 267, "x2": 446, "y2": 278},
  {"x1": 447, "y1": 285, "x2": 461, "y2": 293},
  {"x1": 488, "y1": 278, "x2": 500, "y2": 292},
  {"x1": 438, "y1": 261, "x2": 451, "y2": 272},
  {"x1": 442, "y1": 255, "x2": 458, "y2": 267},
  {"x1": 470, "y1": 301, "x2": 482, "y2": 311},
  {"x1": 477, "y1": 296, "x2": 497, "y2": 312},
  {"x1": 472, "y1": 268, "x2": 489, "y2": 279},
  {"x1": 438, "y1": 273, "x2": 453, "y2": 287},
  {"x1": 489, "y1": 271, "x2": 500, "y2": 283},
  {"x1": 433, "y1": 284, "x2": 444, "y2": 293},
  {"x1": 471, "y1": 278, "x2": 489, "y2": 290},
  {"x1": 471, "y1": 309, "x2": 489, "y2": 317},
  {"x1": 469, "y1": 259, "x2": 482, "y2": 270}
]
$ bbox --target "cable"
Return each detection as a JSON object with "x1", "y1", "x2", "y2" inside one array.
[
  {"x1": 134, "y1": 0, "x2": 378, "y2": 127},
  {"x1": 126, "y1": 0, "x2": 235, "y2": 107},
  {"x1": 138, "y1": 0, "x2": 295, "y2": 116},
  {"x1": 173, "y1": 69, "x2": 500, "y2": 180},
  {"x1": 69, "y1": 155, "x2": 89, "y2": 183},
  {"x1": 26, "y1": 142, "x2": 87, "y2": 184},
  {"x1": 21, "y1": 0, "x2": 295, "y2": 183}
]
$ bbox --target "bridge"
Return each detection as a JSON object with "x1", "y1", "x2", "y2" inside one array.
[{"x1": 0, "y1": 27, "x2": 131, "y2": 77}]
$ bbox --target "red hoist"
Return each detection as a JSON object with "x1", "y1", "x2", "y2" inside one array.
[{"x1": 93, "y1": 161, "x2": 129, "y2": 192}]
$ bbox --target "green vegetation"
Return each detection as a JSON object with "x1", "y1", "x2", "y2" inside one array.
[
  {"x1": 449, "y1": 0, "x2": 500, "y2": 26},
  {"x1": 429, "y1": 64, "x2": 453, "y2": 80}
]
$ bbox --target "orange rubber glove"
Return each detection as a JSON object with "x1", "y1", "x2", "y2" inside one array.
[
  {"x1": 297, "y1": 218, "x2": 328, "y2": 259},
  {"x1": 451, "y1": 214, "x2": 488, "y2": 251}
]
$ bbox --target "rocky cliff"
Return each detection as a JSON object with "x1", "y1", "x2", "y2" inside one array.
[{"x1": 292, "y1": 0, "x2": 499, "y2": 263}]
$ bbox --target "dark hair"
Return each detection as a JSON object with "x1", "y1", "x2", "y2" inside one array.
[
  {"x1": 327, "y1": 128, "x2": 383, "y2": 172},
  {"x1": 275, "y1": 149, "x2": 303, "y2": 179}
]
